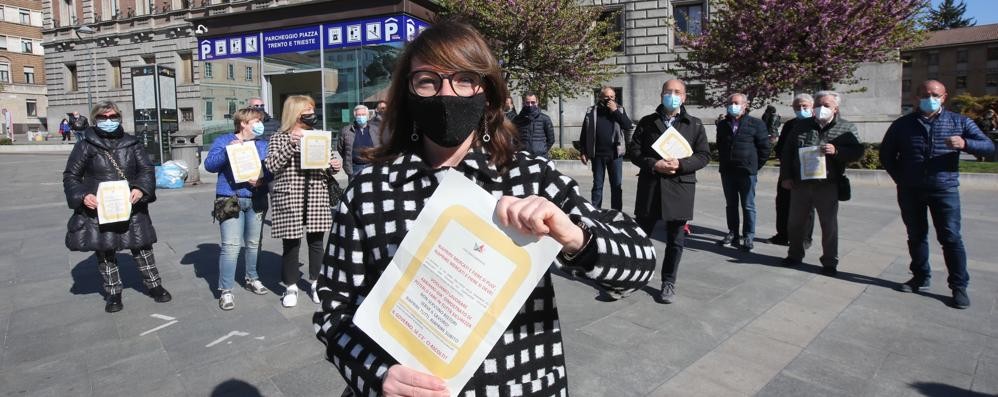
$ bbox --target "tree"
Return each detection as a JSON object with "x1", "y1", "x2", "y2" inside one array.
[
  {"x1": 436, "y1": 0, "x2": 619, "y2": 102},
  {"x1": 674, "y1": 0, "x2": 926, "y2": 108},
  {"x1": 923, "y1": 0, "x2": 976, "y2": 31}
]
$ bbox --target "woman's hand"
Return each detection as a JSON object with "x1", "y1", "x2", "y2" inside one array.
[
  {"x1": 290, "y1": 129, "x2": 304, "y2": 144},
  {"x1": 83, "y1": 194, "x2": 97, "y2": 210},
  {"x1": 382, "y1": 365, "x2": 449, "y2": 397},
  {"x1": 330, "y1": 157, "x2": 343, "y2": 172},
  {"x1": 496, "y1": 195, "x2": 586, "y2": 253},
  {"x1": 129, "y1": 189, "x2": 144, "y2": 204}
]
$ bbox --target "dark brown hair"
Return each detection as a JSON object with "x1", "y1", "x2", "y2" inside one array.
[{"x1": 369, "y1": 20, "x2": 518, "y2": 170}]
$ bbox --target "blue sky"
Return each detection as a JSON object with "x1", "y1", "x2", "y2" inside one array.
[{"x1": 930, "y1": 0, "x2": 998, "y2": 25}]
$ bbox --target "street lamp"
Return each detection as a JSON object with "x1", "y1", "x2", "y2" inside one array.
[{"x1": 74, "y1": 25, "x2": 99, "y2": 112}]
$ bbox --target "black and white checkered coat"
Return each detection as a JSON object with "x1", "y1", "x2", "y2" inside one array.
[
  {"x1": 313, "y1": 148, "x2": 656, "y2": 396},
  {"x1": 265, "y1": 132, "x2": 337, "y2": 239}
]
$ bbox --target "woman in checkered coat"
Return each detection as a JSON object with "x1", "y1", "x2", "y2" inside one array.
[
  {"x1": 313, "y1": 21, "x2": 656, "y2": 397},
  {"x1": 265, "y1": 95, "x2": 342, "y2": 308}
]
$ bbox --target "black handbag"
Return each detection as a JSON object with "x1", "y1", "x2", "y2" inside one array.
[
  {"x1": 212, "y1": 195, "x2": 241, "y2": 222},
  {"x1": 837, "y1": 174, "x2": 851, "y2": 201}
]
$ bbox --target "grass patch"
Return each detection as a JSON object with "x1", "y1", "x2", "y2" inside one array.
[{"x1": 959, "y1": 160, "x2": 998, "y2": 174}]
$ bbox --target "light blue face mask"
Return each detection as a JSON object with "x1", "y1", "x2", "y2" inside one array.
[
  {"x1": 356, "y1": 115, "x2": 368, "y2": 126},
  {"x1": 795, "y1": 108, "x2": 813, "y2": 119},
  {"x1": 662, "y1": 94, "x2": 683, "y2": 111},
  {"x1": 919, "y1": 97, "x2": 942, "y2": 114},
  {"x1": 251, "y1": 121, "x2": 265, "y2": 136},
  {"x1": 726, "y1": 104, "x2": 742, "y2": 117},
  {"x1": 97, "y1": 119, "x2": 120, "y2": 133}
]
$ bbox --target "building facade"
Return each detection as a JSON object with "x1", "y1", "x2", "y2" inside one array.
[
  {"x1": 42, "y1": 0, "x2": 901, "y2": 145},
  {"x1": 1, "y1": 1, "x2": 46, "y2": 136},
  {"x1": 901, "y1": 23, "x2": 998, "y2": 113}
]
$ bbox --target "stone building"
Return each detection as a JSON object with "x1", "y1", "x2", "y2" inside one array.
[{"x1": 1, "y1": 1, "x2": 46, "y2": 136}]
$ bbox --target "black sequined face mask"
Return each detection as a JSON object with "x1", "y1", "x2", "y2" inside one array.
[{"x1": 407, "y1": 93, "x2": 487, "y2": 147}]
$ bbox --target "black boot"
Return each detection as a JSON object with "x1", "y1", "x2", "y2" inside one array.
[
  {"x1": 148, "y1": 285, "x2": 172, "y2": 303},
  {"x1": 105, "y1": 294, "x2": 123, "y2": 313}
]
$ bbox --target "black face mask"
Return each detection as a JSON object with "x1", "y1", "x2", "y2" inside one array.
[
  {"x1": 300, "y1": 113, "x2": 319, "y2": 128},
  {"x1": 408, "y1": 93, "x2": 487, "y2": 148}
]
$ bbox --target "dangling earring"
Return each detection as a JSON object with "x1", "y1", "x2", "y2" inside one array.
[
  {"x1": 480, "y1": 118, "x2": 491, "y2": 143},
  {"x1": 410, "y1": 126, "x2": 419, "y2": 142}
]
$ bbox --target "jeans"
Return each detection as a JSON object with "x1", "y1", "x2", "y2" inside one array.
[
  {"x1": 218, "y1": 195, "x2": 268, "y2": 291},
  {"x1": 720, "y1": 173, "x2": 758, "y2": 239},
  {"x1": 590, "y1": 156, "x2": 623, "y2": 211},
  {"x1": 352, "y1": 163, "x2": 369, "y2": 178},
  {"x1": 898, "y1": 186, "x2": 967, "y2": 289}
]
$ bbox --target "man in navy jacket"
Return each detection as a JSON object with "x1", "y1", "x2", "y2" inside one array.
[
  {"x1": 881, "y1": 80, "x2": 995, "y2": 309},
  {"x1": 715, "y1": 93, "x2": 771, "y2": 251}
]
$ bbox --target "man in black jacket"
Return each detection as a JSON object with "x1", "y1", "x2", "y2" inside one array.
[
  {"x1": 248, "y1": 97, "x2": 280, "y2": 135},
  {"x1": 628, "y1": 79, "x2": 710, "y2": 303},
  {"x1": 770, "y1": 94, "x2": 815, "y2": 247},
  {"x1": 716, "y1": 93, "x2": 771, "y2": 251},
  {"x1": 578, "y1": 87, "x2": 632, "y2": 211},
  {"x1": 69, "y1": 111, "x2": 89, "y2": 141},
  {"x1": 513, "y1": 93, "x2": 554, "y2": 157}
]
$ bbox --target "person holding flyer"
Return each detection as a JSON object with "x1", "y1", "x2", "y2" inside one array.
[
  {"x1": 265, "y1": 95, "x2": 342, "y2": 308},
  {"x1": 627, "y1": 79, "x2": 710, "y2": 304},
  {"x1": 63, "y1": 101, "x2": 171, "y2": 313},
  {"x1": 312, "y1": 21, "x2": 656, "y2": 397},
  {"x1": 204, "y1": 107, "x2": 273, "y2": 310}
]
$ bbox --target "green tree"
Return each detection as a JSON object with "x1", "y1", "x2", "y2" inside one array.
[
  {"x1": 674, "y1": 0, "x2": 926, "y2": 108},
  {"x1": 923, "y1": 0, "x2": 976, "y2": 30},
  {"x1": 436, "y1": 0, "x2": 619, "y2": 102}
]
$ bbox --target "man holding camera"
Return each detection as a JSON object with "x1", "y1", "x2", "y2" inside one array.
[{"x1": 579, "y1": 86, "x2": 632, "y2": 211}]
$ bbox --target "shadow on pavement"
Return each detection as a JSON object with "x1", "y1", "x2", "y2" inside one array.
[
  {"x1": 70, "y1": 252, "x2": 145, "y2": 297},
  {"x1": 910, "y1": 382, "x2": 992, "y2": 397},
  {"x1": 210, "y1": 379, "x2": 263, "y2": 397},
  {"x1": 180, "y1": 243, "x2": 284, "y2": 297}
]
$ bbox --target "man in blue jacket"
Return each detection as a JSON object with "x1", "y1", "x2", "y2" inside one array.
[
  {"x1": 513, "y1": 93, "x2": 555, "y2": 157},
  {"x1": 880, "y1": 80, "x2": 995, "y2": 309},
  {"x1": 715, "y1": 93, "x2": 771, "y2": 251}
]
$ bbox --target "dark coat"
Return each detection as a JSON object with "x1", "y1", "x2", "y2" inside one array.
[
  {"x1": 513, "y1": 108, "x2": 555, "y2": 156},
  {"x1": 780, "y1": 116, "x2": 864, "y2": 183},
  {"x1": 716, "y1": 114, "x2": 771, "y2": 175},
  {"x1": 338, "y1": 122, "x2": 386, "y2": 179},
  {"x1": 881, "y1": 109, "x2": 995, "y2": 189},
  {"x1": 628, "y1": 105, "x2": 711, "y2": 221},
  {"x1": 63, "y1": 127, "x2": 158, "y2": 252},
  {"x1": 579, "y1": 105, "x2": 632, "y2": 158}
]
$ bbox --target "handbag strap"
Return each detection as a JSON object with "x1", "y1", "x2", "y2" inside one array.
[{"x1": 100, "y1": 149, "x2": 128, "y2": 181}]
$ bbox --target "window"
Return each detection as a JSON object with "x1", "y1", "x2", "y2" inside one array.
[
  {"x1": 179, "y1": 52, "x2": 193, "y2": 84},
  {"x1": 203, "y1": 62, "x2": 213, "y2": 78},
  {"x1": 181, "y1": 107, "x2": 194, "y2": 122},
  {"x1": 19, "y1": 10, "x2": 29, "y2": 25},
  {"x1": 227, "y1": 101, "x2": 236, "y2": 117},
  {"x1": 598, "y1": 6, "x2": 625, "y2": 53},
  {"x1": 685, "y1": 84, "x2": 706, "y2": 106},
  {"x1": 956, "y1": 76, "x2": 967, "y2": 89},
  {"x1": 0, "y1": 36, "x2": 6, "y2": 51},
  {"x1": 226, "y1": 64, "x2": 234, "y2": 80},
  {"x1": 23, "y1": 66, "x2": 34, "y2": 84},
  {"x1": 902, "y1": 79, "x2": 911, "y2": 93},
  {"x1": 109, "y1": 60, "x2": 121, "y2": 88},
  {"x1": 988, "y1": 47, "x2": 998, "y2": 61},
  {"x1": 205, "y1": 100, "x2": 213, "y2": 120},
  {"x1": 25, "y1": 99, "x2": 36, "y2": 117},
  {"x1": 0, "y1": 63, "x2": 9, "y2": 83},
  {"x1": 67, "y1": 64, "x2": 78, "y2": 91},
  {"x1": 987, "y1": 73, "x2": 998, "y2": 88},
  {"x1": 21, "y1": 39, "x2": 32, "y2": 53},
  {"x1": 956, "y1": 49, "x2": 968, "y2": 63},
  {"x1": 245, "y1": 66, "x2": 253, "y2": 81},
  {"x1": 927, "y1": 52, "x2": 939, "y2": 66},
  {"x1": 674, "y1": 3, "x2": 704, "y2": 45}
]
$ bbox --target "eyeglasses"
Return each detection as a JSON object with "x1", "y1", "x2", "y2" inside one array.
[
  {"x1": 96, "y1": 115, "x2": 121, "y2": 121},
  {"x1": 408, "y1": 70, "x2": 484, "y2": 98},
  {"x1": 251, "y1": 104, "x2": 265, "y2": 109}
]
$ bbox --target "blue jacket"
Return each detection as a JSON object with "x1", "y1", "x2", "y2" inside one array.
[
  {"x1": 716, "y1": 114, "x2": 771, "y2": 175},
  {"x1": 880, "y1": 109, "x2": 995, "y2": 189},
  {"x1": 204, "y1": 133, "x2": 272, "y2": 197}
]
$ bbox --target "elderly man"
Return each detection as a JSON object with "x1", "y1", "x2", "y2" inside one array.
[
  {"x1": 779, "y1": 91, "x2": 864, "y2": 275},
  {"x1": 628, "y1": 79, "x2": 710, "y2": 303},
  {"x1": 513, "y1": 93, "x2": 555, "y2": 157},
  {"x1": 338, "y1": 104, "x2": 385, "y2": 180},
  {"x1": 248, "y1": 97, "x2": 280, "y2": 135},
  {"x1": 715, "y1": 93, "x2": 771, "y2": 251},
  {"x1": 880, "y1": 80, "x2": 995, "y2": 309},
  {"x1": 579, "y1": 87, "x2": 633, "y2": 211},
  {"x1": 770, "y1": 94, "x2": 816, "y2": 247}
]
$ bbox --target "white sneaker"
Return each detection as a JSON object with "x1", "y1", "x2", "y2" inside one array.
[
  {"x1": 282, "y1": 286, "x2": 298, "y2": 308},
  {"x1": 218, "y1": 290, "x2": 235, "y2": 311},
  {"x1": 244, "y1": 279, "x2": 268, "y2": 295},
  {"x1": 310, "y1": 281, "x2": 320, "y2": 304}
]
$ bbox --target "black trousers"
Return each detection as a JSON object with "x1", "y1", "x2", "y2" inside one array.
[
  {"x1": 281, "y1": 232, "x2": 324, "y2": 285},
  {"x1": 637, "y1": 217, "x2": 687, "y2": 284},
  {"x1": 776, "y1": 185, "x2": 814, "y2": 242}
]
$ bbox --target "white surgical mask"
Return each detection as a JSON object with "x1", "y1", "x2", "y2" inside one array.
[{"x1": 815, "y1": 106, "x2": 835, "y2": 122}]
